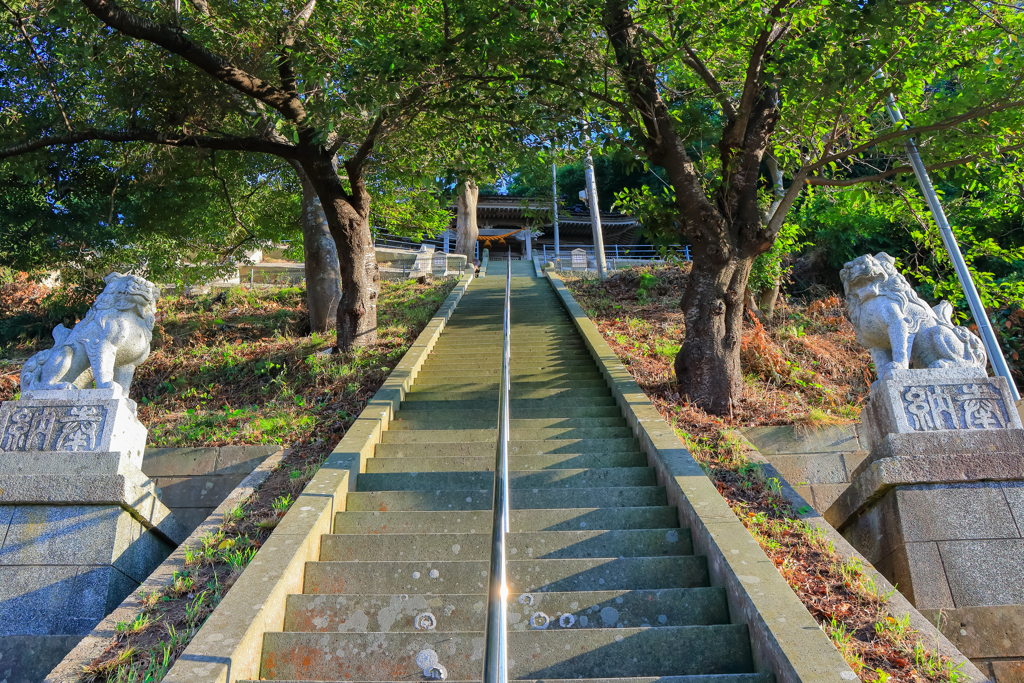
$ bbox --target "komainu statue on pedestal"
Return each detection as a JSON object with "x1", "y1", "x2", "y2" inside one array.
[
  {"x1": 840, "y1": 252, "x2": 986, "y2": 381},
  {"x1": 20, "y1": 272, "x2": 160, "y2": 396}
]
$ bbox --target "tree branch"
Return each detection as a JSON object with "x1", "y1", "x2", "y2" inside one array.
[
  {"x1": 79, "y1": 0, "x2": 308, "y2": 123},
  {"x1": 806, "y1": 143, "x2": 1024, "y2": 186},
  {"x1": 1, "y1": 0, "x2": 73, "y2": 131},
  {"x1": 0, "y1": 128, "x2": 300, "y2": 160},
  {"x1": 681, "y1": 43, "x2": 736, "y2": 121},
  {"x1": 813, "y1": 98, "x2": 1024, "y2": 170},
  {"x1": 278, "y1": 0, "x2": 316, "y2": 97},
  {"x1": 730, "y1": 0, "x2": 791, "y2": 142}
]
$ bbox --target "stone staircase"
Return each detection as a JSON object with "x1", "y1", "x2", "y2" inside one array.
[{"x1": 244, "y1": 267, "x2": 770, "y2": 682}]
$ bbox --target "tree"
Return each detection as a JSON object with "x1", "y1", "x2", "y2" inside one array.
[
  {"x1": 0, "y1": 0, "x2": 530, "y2": 349},
  {"x1": 289, "y1": 161, "x2": 341, "y2": 333},
  {"x1": 510, "y1": 0, "x2": 1024, "y2": 413},
  {"x1": 455, "y1": 178, "x2": 480, "y2": 262},
  {"x1": 0, "y1": 144, "x2": 296, "y2": 287}
]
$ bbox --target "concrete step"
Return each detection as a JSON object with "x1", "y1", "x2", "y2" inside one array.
[
  {"x1": 246, "y1": 677, "x2": 771, "y2": 683},
  {"x1": 354, "y1": 469, "x2": 656, "y2": 492},
  {"x1": 435, "y1": 337, "x2": 582, "y2": 347},
  {"x1": 404, "y1": 387, "x2": 611, "y2": 402},
  {"x1": 414, "y1": 370, "x2": 604, "y2": 382},
  {"x1": 388, "y1": 416, "x2": 627, "y2": 431},
  {"x1": 318, "y1": 528, "x2": 692, "y2": 561},
  {"x1": 344, "y1": 488, "x2": 668, "y2": 512},
  {"x1": 410, "y1": 379, "x2": 607, "y2": 392},
  {"x1": 303, "y1": 556, "x2": 709, "y2": 594},
  {"x1": 281, "y1": 586, "x2": 725, "y2": 633},
  {"x1": 396, "y1": 397, "x2": 617, "y2": 411},
  {"x1": 374, "y1": 438, "x2": 639, "y2": 458},
  {"x1": 381, "y1": 427, "x2": 631, "y2": 443},
  {"x1": 364, "y1": 454, "x2": 648, "y2": 473},
  {"x1": 333, "y1": 507, "x2": 680, "y2": 534},
  {"x1": 411, "y1": 368, "x2": 598, "y2": 378},
  {"x1": 428, "y1": 349, "x2": 591, "y2": 359},
  {"x1": 259, "y1": 625, "x2": 751, "y2": 680},
  {"x1": 417, "y1": 362, "x2": 598, "y2": 374}
]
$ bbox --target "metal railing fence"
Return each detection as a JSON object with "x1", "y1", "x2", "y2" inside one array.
[{"x1": 540, "y1": 244, "x2": 691, "y2": 263}]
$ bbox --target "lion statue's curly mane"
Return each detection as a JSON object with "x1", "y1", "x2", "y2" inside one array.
[
  {"x1": 840, "y1": 252, "x2": 986, "y2": 381},
  {"x1": 20, "y1": 272, "x2": 160, "y2": 396}
]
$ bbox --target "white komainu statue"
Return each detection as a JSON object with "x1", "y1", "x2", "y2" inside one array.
[
  {"x1": 840, "y1": 252, "x2": 986, "y2": 381},
  {"x1": 20, "y1": 272, "x2": 160, "y2": 396}
]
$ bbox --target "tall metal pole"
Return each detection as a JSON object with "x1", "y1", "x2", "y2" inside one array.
[
  {"x1": 583, "y1": 150, "x2": 608, "y2": 279},
  {"x1": 552, "y1": 162, "x2": 560, "y2": 264},
  {"x1": 882, "y1": 93, "x2": 1019, "y2": 400}
]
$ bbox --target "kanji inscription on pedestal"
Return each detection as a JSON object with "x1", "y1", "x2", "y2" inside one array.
[
  {"x1": 901, "y1": 382, "x2": 1011, "y2": 432},
  {"x1": 0, "y1": 404, "x2": 107, "y2": 452}
]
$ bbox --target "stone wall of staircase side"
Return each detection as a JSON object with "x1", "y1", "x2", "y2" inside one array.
[
  {"x1": 44, "y1": 447, "x2": 286, "y2": 683},
  {"x1": 729, "y1": 430, "x2": 989, "y2": 683},
  {"x1": 544, "y1": 271, "x2": 857, "y2": 683},
  {"x1": 158, "y1": 273, "x2": 475, "y2": 683}
]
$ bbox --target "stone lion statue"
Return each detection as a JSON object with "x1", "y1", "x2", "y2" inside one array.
[
  {"x1": 840, "y1": 252, "x2": 986, "y2": 381},
  {"x1": 21, "y1": 272, "x2": 160, "y2": 396}
]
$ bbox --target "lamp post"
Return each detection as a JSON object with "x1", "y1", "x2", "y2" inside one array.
[
  {"x1": 583, "y1": 149, "x2": 608, "y2": 279},
  {"x1": 552, "y1": 162, "x2": 560, "y2": 265}
]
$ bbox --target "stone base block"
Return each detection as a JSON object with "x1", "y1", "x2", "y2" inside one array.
[
  {"x1": 0, "y1": 391, "x2": 147, "y2": 468},
  {"x1": 861, "y1": 368, "x2": 1022, "y2": 460},
  {"x1": 0, "y1": 503, "x2": 174, "y2": 637},
  {"x1": 921, "y1": 604, "x2": 1024, "y2": 683},
  {"x1": 833, "y1": 471, "x2": 1024, "y2": 610},
  {"x1": 0, "y1": 451, "x2": 189, "y2": 546},
  {"x1": 0, "y1": 635, "x2": 83, "y2": 683}
]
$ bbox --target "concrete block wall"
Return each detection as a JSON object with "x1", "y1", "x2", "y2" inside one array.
[
  {"x1": 142, "y1": 445, "x2": 280, "y2": 535},
  {"x1": 742, "y1": 425, "x2": 867, "y2": 512}
]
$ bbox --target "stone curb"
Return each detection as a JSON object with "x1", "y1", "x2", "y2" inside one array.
[
  {"x1": 159, "y1": 273, "x2": 475, "y2": 683},
  {"x1": 44, "y1": 447, "x2": 287, "y2": 683},
  {"x1": 544, "y1": 271, "x2": 856, "y2": 683},
  {"x1": 729, "y1": 430, "x2": 990, "y2": 683}
]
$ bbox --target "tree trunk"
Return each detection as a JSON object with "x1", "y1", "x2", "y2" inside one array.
[
  {"x1": 674, "y1": 249, "x2": 755, "y2": 415},
  {"x1": 759, "y1": 280, "x2": 781, "y2": 318},
  {"x1": 293, "y1": 163, "x2": 341, "y2": 334},
  {"x1": 300, "y1": 155, "x2": 379, "y2": 351},
  {"x1": 744, "y1": 287, "x2": 767, "y2": 325},
  {"x1": 455, "y1": 179, "x2": 479, "y2": 262}
]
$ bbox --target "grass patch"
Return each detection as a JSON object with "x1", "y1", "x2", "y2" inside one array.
[{"x1": 564, "y1": 265, "x2": 870, "y2": 431}]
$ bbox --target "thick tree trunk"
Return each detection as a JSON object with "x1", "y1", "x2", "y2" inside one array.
[
  {"x1": 674, "y1": 249, "x2": 755, "y2": 415},
  {"x1": 293, "y1": 164, "x2": 341, "y2": 334},
  {"x1": 455, "y1": 179, "x2": 479, "y2": 262},
  {"x1": 300, "y1": 155, "x2": 379, "y2": 351}
]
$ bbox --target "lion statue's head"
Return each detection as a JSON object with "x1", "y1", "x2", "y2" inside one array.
[
  {"x1": 92, "y1": 272, "x2": 160, "y2": 325},
  {"x1": 841, "y1": 252, "x2": 923, "y2": 309}
]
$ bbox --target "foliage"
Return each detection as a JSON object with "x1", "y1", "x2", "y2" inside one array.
[
  {"x1": 790, "y1": 175, "x2": 1024, "y2": 384},
  {"x1": 506, "y1": 152, "x2": 670, "y2": 214},
  {"x1": 1, "y1": 144, "x2": 300, "y2": 287},
  {"x1": 749, "y1": 222, "x2": 809, "y2": 295}
]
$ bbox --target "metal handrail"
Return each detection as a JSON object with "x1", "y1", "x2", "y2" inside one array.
[{"x1": 483, "y1": 250, "x2": 512, "y2": 683}]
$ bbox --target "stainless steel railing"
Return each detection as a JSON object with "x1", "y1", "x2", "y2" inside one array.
[{"x1": 483, "y1": 251, "x2": 512, "y2": 683}]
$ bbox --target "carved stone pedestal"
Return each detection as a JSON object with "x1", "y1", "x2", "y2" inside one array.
[
  {"x1": 826, "y1": 369, "x2": 1024, "y2": 680},
  {"x1": 0, "y1": 390, "x2": 186, "y2": 643}
]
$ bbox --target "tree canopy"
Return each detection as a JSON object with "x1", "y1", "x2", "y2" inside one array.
[{"x1": 2, "y1": 0, "x2": 1023, "y2": 403}]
